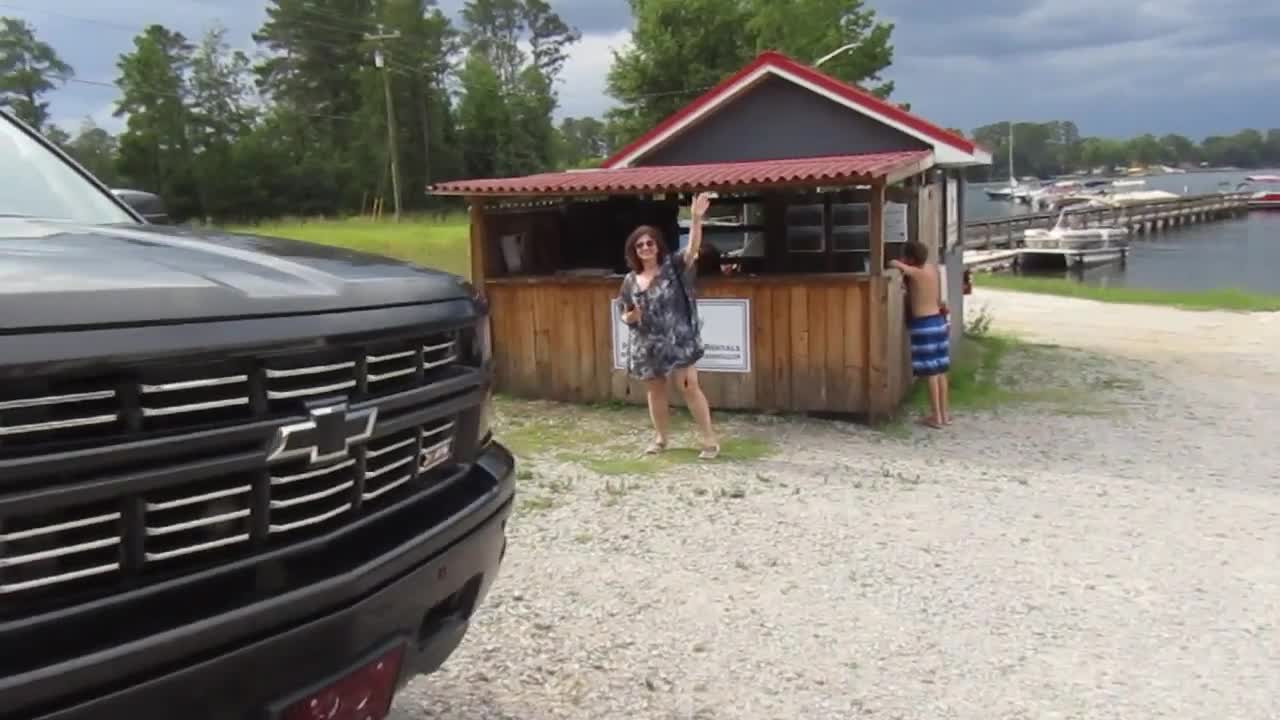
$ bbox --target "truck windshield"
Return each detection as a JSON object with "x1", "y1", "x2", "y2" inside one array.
[{"x1": 0, "y1": 114, "x2": 136, "y2": 225}]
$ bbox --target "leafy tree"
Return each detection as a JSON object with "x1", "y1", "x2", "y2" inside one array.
[
  {"x1": 456, "y1": 0, "x2": 578, "y2": 178},
  {"x1": 456, "y1": 50, "x2": 511, "y2": 178},
  {"x1": 745, "y1": 0, "x2": 893, "y2": 96},
  {"x1": 42, "y1": 123, "x2": 70, "y2": 148},
  {"x1": 114, "y1": 25, "x2": 197, "y2": 218},
  {"x1": 65, "y1": 118, "x2": 120, "y2": 186},
  {"x1": 508, "y1": 65, "x2": 556, "y2": 174},
  {"x1": 189, "y1": 24, "x2": 258, "y2": 219},
  {"x1": 606, "y1": 0, "x2": 895, "y2": 144},
  {"x1": 557, "y1": 115, "x2": 609, "y2": 168},
  {"x1": 1160, "y1": 134, "x2": 1197, "y2": 166},
  {"x1": 379, "y1": 0, "x2": 461, "y2": 194},
  {"x1": 253, "y1": 0, "x2": 378, "y2": 210},
  {"x1": 0, "y1": 17, "x2": 73, "y2": 130}
]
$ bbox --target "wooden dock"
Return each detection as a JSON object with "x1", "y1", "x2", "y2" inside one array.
[{"x1": 962, "y1": 191, "x2": 1251, "y2": 253}]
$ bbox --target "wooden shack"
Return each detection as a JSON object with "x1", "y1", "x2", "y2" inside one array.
[{"x1": 429, "y1": 51, "x2": 990, "y2": 421}]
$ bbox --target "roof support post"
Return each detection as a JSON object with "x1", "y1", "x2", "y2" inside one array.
[{"x1": 868, "y1": 182, "x2": 885, "y2": 277}]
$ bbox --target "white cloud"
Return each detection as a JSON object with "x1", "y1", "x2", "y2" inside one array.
[
  {"x1": 24, "y1": 0, "x2": 1277, "y2": 140},
  {"x1": 553, "y1": 29, "x2": 631, "y2": 120}
]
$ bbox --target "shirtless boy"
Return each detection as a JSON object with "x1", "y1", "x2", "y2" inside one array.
[{"x1": 890, "y1": 241, "x2": 951, "y2": 428}]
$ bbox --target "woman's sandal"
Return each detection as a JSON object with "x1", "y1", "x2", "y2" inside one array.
[
  {"x1": 644, "y1": 439, "x2": 667, "y2": 455},
  {"x1": 698, "y1": 444, "x2": 720, "y2": 461}
]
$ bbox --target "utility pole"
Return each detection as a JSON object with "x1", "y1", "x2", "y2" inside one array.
[{"x1": 366, "y1": 25, "x2": 402, "y2": 222}]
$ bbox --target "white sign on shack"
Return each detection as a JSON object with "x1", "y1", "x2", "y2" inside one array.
[{"x1": 610, "y1": 298, "x2": 752, "y2": 373}]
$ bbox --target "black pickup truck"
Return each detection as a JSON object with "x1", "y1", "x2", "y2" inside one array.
[{"x1": 0, "y1": 110, "x2": 514, "y2": 719}]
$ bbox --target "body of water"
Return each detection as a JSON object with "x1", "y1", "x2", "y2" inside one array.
[{"x1": 966, "y1": 170, "x2": 1280, "y2": 295}]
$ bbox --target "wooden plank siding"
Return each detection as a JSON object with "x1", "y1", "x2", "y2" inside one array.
[{"x1": 485, "y1": 274, "x2": 907, "y2": 416}]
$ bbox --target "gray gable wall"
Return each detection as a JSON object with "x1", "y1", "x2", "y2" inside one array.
[{"x1": 636, "y1": 76, "x2": 930, "y2": 167}]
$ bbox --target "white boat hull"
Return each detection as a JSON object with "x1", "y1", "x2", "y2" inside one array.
[
  {"x1": 1248, "y1": 192, "x2": 1280, "y2": 209},
  {"x1": 1018, "y1": 247, "x2": 1127, "y2": 271},
  {"x1": 1023, "y1": 226, "x2": 1129, "y2": 248}
]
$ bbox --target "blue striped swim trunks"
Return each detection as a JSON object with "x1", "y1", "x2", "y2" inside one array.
[{"x1": 908, "y1": 314, "x2": 950, "y2": 377}]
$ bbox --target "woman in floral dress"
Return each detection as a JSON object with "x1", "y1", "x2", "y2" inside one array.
[{"x1": 618, "y1": 192, "x2": 720, "y2": 459}]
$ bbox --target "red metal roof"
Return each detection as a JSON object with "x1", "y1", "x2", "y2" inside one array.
[
  {"x1": 428, "y1": 150, "x2": 932, "y2": 197},
  {"x1": 602, "y1": 51, "x2": 982, "y2": 169}
]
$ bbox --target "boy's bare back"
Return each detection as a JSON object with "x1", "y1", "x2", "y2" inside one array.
[{"x1": 904, "y1": 262, "x2": 941, "y2": 319}]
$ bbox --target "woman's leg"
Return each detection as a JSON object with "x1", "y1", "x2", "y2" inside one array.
[
  {"x1": 673, "y1": 366, "x2": 717, "y2": 449},
  {"x1": 644, "y1": 377, "x2": 670, "y2": 448}
]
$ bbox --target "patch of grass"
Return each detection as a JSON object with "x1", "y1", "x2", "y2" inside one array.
[
  {"x1": 904, "y1": 334, "x2": 1019, "y2": 413},
  {"x1": 900, "y1": 331, "x2": 1130, "y2": 420},
  {"x1": 974, "y1": 274, "x2": 1280, "y2": 312},
  {"x1": 228, "y1": 214, "x2": 471, "y2": 277},
  {"x1": 496, "y1": 396, "x2": 778, "y2": 476},
  {"x1": 518, "y1": 494, "x2": 556, "y2": 514}
]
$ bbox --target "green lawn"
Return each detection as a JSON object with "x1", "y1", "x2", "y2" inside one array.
[
  {"x1": 231, "y1": 214, "x2": 472, "y2": 278},
  {"x1": 974, "y1": 273, "x2": 1280, "y2": 312}
]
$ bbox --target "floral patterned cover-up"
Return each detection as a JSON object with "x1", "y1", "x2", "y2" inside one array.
[{"x1": 618, "y1": 251, "x2": 704, "y2": 380}]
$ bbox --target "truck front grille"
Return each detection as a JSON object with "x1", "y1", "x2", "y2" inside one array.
[
  {"x1": 0, "y1": 416, "x2": 460, "y2": 601},
  {"x1": 0, "y1": 324, "x2": 482, "y2": 617},
  {"x1": 0, "y1": 330, "x2": 461, "y2": 456}
]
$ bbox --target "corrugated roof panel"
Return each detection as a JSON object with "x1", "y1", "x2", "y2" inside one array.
[{"x1": 428, "y1": 150, "x2": 931, "y2": 197}]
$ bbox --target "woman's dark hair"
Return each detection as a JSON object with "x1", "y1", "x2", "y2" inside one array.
[
  {"x1": 902, "y1": 240, "x2": 929, "y2": 267},
  {"x1": 624, "y1": 225, "x2": 667, "y2": 272}
]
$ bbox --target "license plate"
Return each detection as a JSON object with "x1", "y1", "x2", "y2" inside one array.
[{"x1": 277, "y1": 644, "x2": 405, "y2": 720}]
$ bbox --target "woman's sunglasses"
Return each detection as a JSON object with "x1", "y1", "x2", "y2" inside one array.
[{"x1": 635, "y1": 239, "x2": 657, "y2": 250}]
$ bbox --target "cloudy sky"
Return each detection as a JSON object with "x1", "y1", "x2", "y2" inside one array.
[{"x1": 6, "y1": 0, "x2": 1275, "y2": 140}]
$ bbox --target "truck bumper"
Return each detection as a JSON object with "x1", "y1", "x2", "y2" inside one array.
[{"x1": 21, "y1": 442, "x2": 515, "y2": 720}]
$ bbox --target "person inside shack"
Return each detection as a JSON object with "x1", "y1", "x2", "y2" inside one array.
[{"x1": 618, "y1": 192, "x2": 721, "y2": 460}]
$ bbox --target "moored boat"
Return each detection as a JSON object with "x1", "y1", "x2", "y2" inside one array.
[
  {"x1": 1019, "y1": 209, "x2": 1129, "y2": 271},
  {"x1": 1243, "y1": 175, "x2": 1280, "y2": 209}
]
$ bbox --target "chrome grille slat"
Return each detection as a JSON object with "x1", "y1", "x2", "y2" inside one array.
[
  {"x1": 140, "y1": 375, "x2": 248, "y2": 393},
  {"x1": 366, "y1": 454, "x2": 414, "y2": 480},
  {"x1": 145, "y1": 534, "x2": 251, "y2": 562},
  {"x1": 422, "y1": 354, "x2": 458, "y2": 370},
  {"x1": 270, "y1": 480, "x2": 354, "y2": 509},
  {"x1": 367, "y1": 349, "x2": 416, "y2": 363},
  {"x1": 0, "y1": 414, "x2": 119, "y2": 437},
  {"x1": 265, "y1": 362, "x2": 355, "y2": 379},
  {"x1": 266, "y1": 380, "x2": 357, "y2": 401},
  {"x1": 141, "y1": 398, "x2": 250, "y2": 417},
  {"x1": 0, "y1": 390, "x2": 116, "y2": 410},
  {"x1": 271, "y1": 458, "x2": 356, "y2": 486},
  {"x1": 423, "y1": 421, "x2": 455, "y2": 439},
  {"x1": 367, "y1": 366, "x2": 417, "y2": 383},
  {"x1": 366, "y1": 436, "x2": 416, "y2": 459},
  {"x1": 1, "y1": 563, "x2": 120, "y2": 594},
  {"x1": 145, "y1": 484, "x2": 252, "y2": 511},
  {"x1": 145, "y1": 508, "x2": 251, "y2": 536},
  {"x1": 0, "y1": 512, "x2": 120, "y2": 541},
  {"x1": 363, "y1": 473, "x2": 412, "y2": 501},
  {"x1": 269, "y1": 503, "x2": 352, "y2": 534},
  {"x1": 0, "y1": 537, "x2": 120, "y2": 567},
  {"x1": 423, "y1": 340, "x2": 455, "y2": 353}
]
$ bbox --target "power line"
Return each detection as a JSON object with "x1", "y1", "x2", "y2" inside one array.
[{"x1": 50, "y1": 73, "x2": 369, "y2": 124}]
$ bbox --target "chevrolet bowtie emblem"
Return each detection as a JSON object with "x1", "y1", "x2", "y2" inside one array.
[{"x1": 268, "y1": 403, "x2": 377, "y2": 465}]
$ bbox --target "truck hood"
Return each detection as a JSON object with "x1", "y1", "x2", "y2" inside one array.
[{"x1": 0, "y1": 218, "x2": 472, "y2": 332}]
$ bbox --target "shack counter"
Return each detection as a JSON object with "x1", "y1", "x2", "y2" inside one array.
[{"x1": 430, "y1": 51, "x2": 991, "y2": 421}]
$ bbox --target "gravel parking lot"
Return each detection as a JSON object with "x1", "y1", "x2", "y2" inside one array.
[{"x1": 392, "y1": 289, "x2": 1280, "y2": 720}]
